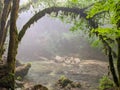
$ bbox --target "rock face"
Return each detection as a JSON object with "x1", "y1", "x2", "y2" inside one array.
[
  {"x1": 15, "y1": 63, "x2": 31, "y2": 78},
  {"x1": 0, "y1": 58, "x2": 31, "y2": 79},
  {"x1": 15, "y1": 60, "x2": 32, "y2": 79},
  {"x1": 15, "y1": 61, "x2": 31, "y2": 88}
]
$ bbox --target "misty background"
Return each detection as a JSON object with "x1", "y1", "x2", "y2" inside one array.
[{"x1": 16, "y1": 2, "x2": 107, "y2": 61}]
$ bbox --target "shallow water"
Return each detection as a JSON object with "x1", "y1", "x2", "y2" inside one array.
[{"x1": 24, "y1": 59, "x2": 108, "y2": 90}]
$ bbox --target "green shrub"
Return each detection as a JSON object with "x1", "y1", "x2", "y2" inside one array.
[
  {"x1": 99, "y1": 76, "x2": 114, "y2": 90},
  {"x1": 58, "y1": 75, "x2": 73, "y2": 87}
]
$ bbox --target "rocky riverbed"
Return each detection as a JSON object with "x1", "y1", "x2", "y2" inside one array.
[{"x1": 23, "y1": 56, "x2": 108, "y2": 90}]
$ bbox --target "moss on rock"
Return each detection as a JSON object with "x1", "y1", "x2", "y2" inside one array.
[{"x1": 55, "y1": 75, "x2": 81, "y2": 89}]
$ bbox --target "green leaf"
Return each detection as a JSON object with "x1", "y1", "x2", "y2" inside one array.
[{"x1": 91, "y1": 39, "x2": 99, "y2": 47}]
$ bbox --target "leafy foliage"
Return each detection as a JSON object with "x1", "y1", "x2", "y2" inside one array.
[
  {"x1": 91, "y1": 27, "x2": 120, "y2": 39},
  {"x1": 87, "y1": 0, "x2": 120, "y2": 87},
  {"x1": 59, "y1": 75, "x2": 73, "y2": 87},
  {"x1": 99, "y1": 76, "x2": 114, "y2": 90}
]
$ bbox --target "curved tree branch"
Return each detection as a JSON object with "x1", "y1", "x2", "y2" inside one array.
[
  {"x1": 18, "y1": 6, "x2": 89, "y2": 42},
  {"x1": 18, "y1": 6, "x2": 110, "y2": 42},
  {"x1": 18, "y1": 5, "x2": 116, "y2": 57}
]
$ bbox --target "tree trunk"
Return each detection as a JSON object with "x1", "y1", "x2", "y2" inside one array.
[
  {"x1": 117, "y1": 38, "x2": 120, "y2": 85},
  {"x1": 7, "y1": 0, "x2": 19, "y2": 89},
  {"x1": 108, "y1": 47, "x2": 119, "y2": 86},
  {"x1": 0, "y1": 0, "x2": 11, "y2": 60},
  {"x1": 116, "y1": 1, "x2": 120, "y2": 85}
]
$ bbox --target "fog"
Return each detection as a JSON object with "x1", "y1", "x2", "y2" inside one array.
[{"x1": 16, "y1": 7, "x2": 107, "y2": 61}]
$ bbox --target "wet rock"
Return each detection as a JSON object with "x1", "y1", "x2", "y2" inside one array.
[
  {"x1": 15, "y1": 80, "x2": 24, "y2": 87},
  {"x1": 25, "y1": 84, "x2": 48, "y2": 90},
  {"x1": 23, "y1": 82, "x2": 33, "y2": 89},
  {"x1": 15, "y1": 63, "x2": 31, "y2": 78},
  {"x1": 25, "y1": 59, "x2": 108, "y2": 90},
  {"x1": 57, "y1": 76, "x2": 73, "y2": 88},
  {"x1": 54, "y1": 56, "x2": 81, "y2": 65},
  {"x1": 71, "y1": 82, "x2": 81, "y2": 88},
  {"x1": 15, "y1": 60, "x2": 31, "y2": 79},
  {"x1": 55, "y1": 76, "x2": 81, "y2": 90},
  {"x1": 0, "y1": 57, "x2": 31, "y2": 79},
  {"x1": 55, "y1": 56, "x2": 64, "y2": 63},
  {"x1": 74, "y1": 58, "x2": 80, "y2": 63}
]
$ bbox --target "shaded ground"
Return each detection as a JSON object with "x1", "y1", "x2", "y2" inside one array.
[{"x1": 24, "y1": 57, "x2": 108, "y2": 90}]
